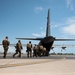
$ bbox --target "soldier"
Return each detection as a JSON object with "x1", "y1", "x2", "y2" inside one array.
[
  {"x1": 43, "y1": 47, "x2": 46, "y2": 56},
  {"x1": 26, "y1": 41, "x2": 32, "y2": 58},
  {"x1": 2, "y1": 36, "x2": 10, "y2": 58},
  {"x1": 33, "y1": 44, "x2": 38, "y2": 57},
  {"x1": 38, "y1": 45, "x2": 43, "y2": 57},
  {"x1": 13, "y1": 40, "x2": 23, "y2": 58}
]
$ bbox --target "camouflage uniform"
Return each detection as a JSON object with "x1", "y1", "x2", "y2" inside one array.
[
  {"x1": 26, "y1": 41, "x2": 32, "y2": 57},
  {"x1": 38, "y1": 45, "x2": 43, "y2": 57},
  {"x1": 2, "y1": 37, "x2": 10, "y2": 58},
  {"x1": 13, "y1": 40, "x2": 23, "y2": 58},
  {"x1": 43, "y1": 47, "x2": 46, "y2": 56},
  {"x1": 33, "y1": 44, "x2": 38, "y2": 57}
]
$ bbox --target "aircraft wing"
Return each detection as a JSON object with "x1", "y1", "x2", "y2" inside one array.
[
  {"x1": 55, "y1": 39, "x2": 75, "y2": 41},
  {"x1": 0, "y1": 38, "x2": 43, "y2": 46},
  {"x1": 16, "y1": 38, "x2": 75, "y2": 41},
  {"x1": 16, "y1": 38, "x2": 43, "y2": 40}
]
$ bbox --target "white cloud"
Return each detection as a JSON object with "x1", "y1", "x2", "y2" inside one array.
[
  {"x1": 66, "y1": 17, "x2": 75, "y2": 24},
  {"x1": 32, "y1": 33, "x2": 40, "y2": 37},
  {"x1": 52, "y1": 24, "x2": 62, "y2": 28},
  {"x1": 32, "y1": 31, "x2": 45, "y2": 37},
  {"x1": 32, "y1": 26, "x2": 46, "y2": 37},
  {"x1": 66, "y1": 0, "x2": 74, "y2": 10},
  {"x1": 34, "y1": 6, "x2": 44, "y2": 13},
  {"x1": 62, "y1": 17, "x2": 75, "y2": 35}
]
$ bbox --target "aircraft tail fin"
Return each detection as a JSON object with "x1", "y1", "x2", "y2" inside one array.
[{"x1": 46, "y1": 9, "x2": 50, "y2": 37}]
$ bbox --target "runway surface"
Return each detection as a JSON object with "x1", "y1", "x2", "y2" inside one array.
[{"x1": 0, "y1": 54, "x2": 75, "y2": 75}]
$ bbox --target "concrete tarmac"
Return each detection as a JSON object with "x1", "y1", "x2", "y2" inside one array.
[{"x1": 0, "y1": 54, "x2": 75, "y2": 75}]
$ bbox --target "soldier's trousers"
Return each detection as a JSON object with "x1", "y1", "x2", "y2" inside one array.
[
  {"x1": 43, "y1": 51, "x2": 46, "y2": 56},
  {"x1": 13, "y1": 50, "x2": 21, "y2": 57},
  {"x1": 33, "y1": 50, "x2": 38, "y2": 57},
  {"x1": 3, "y1": 49, "x2": 8, "y2": 58},
  {"x1": 27, "y1": 47, "x2": 32, "y2": 57},
  {"x1": 38, "y1": 49, "x2": 42, "y2": 57}
]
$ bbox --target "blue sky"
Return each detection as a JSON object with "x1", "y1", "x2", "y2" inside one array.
[{"x1": 0, "y1": 0, "x2": 75, "y2": 53}]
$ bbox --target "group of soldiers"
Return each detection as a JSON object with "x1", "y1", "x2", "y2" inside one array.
[
  {"x1": 26, "y1": 41, "x2": 46, "y2": 58},
  {"x1": 2, "y1": 36, "x2": 47, "y2": 58}
]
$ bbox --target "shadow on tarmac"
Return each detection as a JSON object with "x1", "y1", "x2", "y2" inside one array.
[{"x1": 0, "y1": 53, "x2": 75, "y2": 59}]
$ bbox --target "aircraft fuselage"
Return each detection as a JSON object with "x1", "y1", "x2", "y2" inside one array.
[{"x1": 39, "y1": 36, "x2": 55, "y2": 55}]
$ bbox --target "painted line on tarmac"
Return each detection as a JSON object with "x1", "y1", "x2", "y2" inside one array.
[{"x1": 0, "y1": 58, "x2": 65, "y2": 69}]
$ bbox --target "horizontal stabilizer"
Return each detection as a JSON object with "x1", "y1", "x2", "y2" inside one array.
[
  {"x1": 55, "y1": 39, "x2": 75, "y2": 41},
  {"x1": 16, "y1": 38, "x2": 43, "y2": 40}
]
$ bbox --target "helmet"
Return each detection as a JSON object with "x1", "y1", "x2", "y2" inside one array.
[
  {"x1": 18, "y1": 40, "x2": 20, "y2": 42},
  {"x1": 29, "y1": 41, "x2": 31, "y2": 43},
  {"x1": 6, "y1": 36, "x2": 8, "y2": 39}
]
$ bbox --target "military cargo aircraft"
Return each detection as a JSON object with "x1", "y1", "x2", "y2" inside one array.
[{"x1": 16, "y1": 9, "x2": 75, "y2": 56}]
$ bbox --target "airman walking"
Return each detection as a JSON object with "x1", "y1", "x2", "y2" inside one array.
[
  {"x1": 13, "y1": 40, "x2": 23, "y2": 58},
  {"x1": 2, "y1": 36, "x2": 10, "y2": 58},
  {"x1": 43, "y1": 47, "x2": 46, "y2": 56},
  {"x1": 26, "y1": 41, "x2": 32, "y2": 57},
  {"x1": 33, "y1": 44, "x2": 38, "y2": 57},
  {"x1": 38, "y1": 45, "x2": 43, "y2": 57}
]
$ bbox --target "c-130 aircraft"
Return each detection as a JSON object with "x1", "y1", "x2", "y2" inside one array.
[{"x1": 16, "y1": 9, "x2": 75, "y2": 56}]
